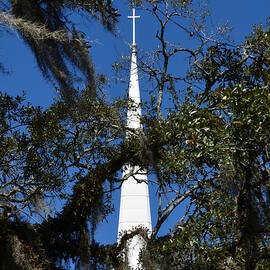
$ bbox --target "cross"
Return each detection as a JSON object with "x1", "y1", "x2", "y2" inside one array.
[{"x1": 128, "y1": 7, "x2": 140, "y2": 45}]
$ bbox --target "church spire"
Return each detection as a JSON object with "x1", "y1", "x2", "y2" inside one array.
[{"x1": 118, "y1": 5, "x2": 152, "y2": 270}]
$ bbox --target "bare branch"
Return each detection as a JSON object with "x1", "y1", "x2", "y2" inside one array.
[{"x1": 151, "y1": 185, "x2": 198, "y2": 240}]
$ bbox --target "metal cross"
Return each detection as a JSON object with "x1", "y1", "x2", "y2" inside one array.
[{"x1": 128, "y1": 7, "x2": 140, "y2": 45}]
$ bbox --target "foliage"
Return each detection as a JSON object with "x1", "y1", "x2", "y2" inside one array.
[
  {"x1": 0, "y1": 0, "x2": 119, "y2": 101},
  {"x1": 138, "y1": 9, "x2": 270, "y2": 270},
  {"x1": 0, "y1": 89, "x2": 131, "y2": 269}
]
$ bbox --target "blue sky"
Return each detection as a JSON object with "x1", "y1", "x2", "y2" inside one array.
[{"x1": 1, "y1": 0, "x2": 270, "y2": 245}]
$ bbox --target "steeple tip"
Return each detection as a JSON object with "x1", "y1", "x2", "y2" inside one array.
[
  {"x1": 131, "y1": 44, "x2": 137, "y2": 53},
  {"x1": 128, "y1": 7, "x2": 140, "y2": 46}
]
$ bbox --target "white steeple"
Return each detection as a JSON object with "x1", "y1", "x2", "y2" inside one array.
[{"x1": 118, "y1": 6, "x2": 152, "y2": 270}]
